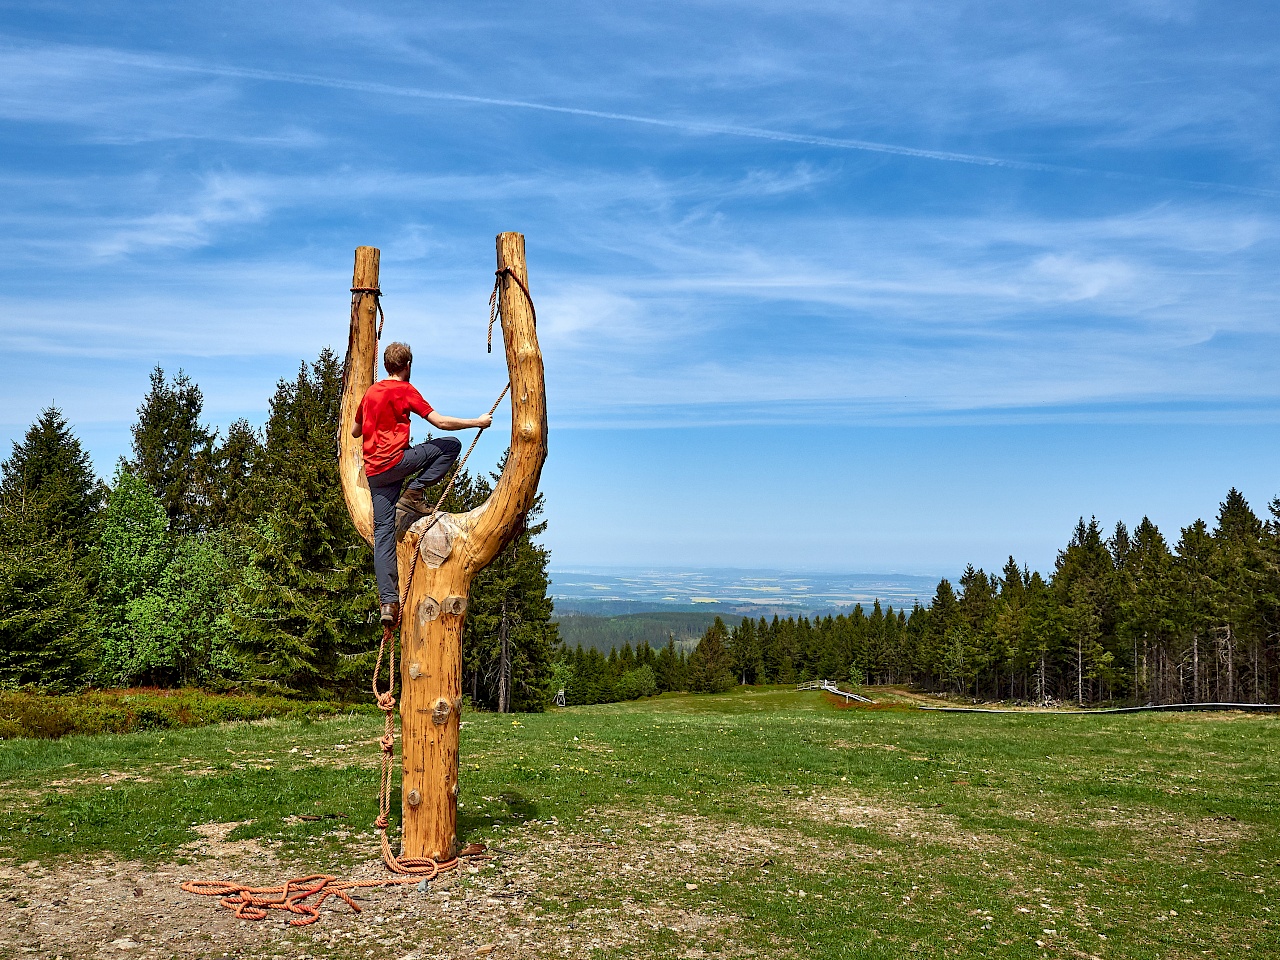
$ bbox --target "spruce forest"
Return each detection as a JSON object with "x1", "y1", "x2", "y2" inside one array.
[{"x1": 2, "y1": 352, "x2": 1278, "y2": 710}]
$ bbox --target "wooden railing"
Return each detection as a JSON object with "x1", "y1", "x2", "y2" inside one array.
[{"x1": 796, "y1": 679, "x2": 873, "y2": 703}]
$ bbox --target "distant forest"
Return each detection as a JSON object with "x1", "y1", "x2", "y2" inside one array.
[
  {"x1": 562, "y1": 490, "x2": 1280, "y2": 707},
  {"x1": 555, "y1": 612, "x2": 717, "y2": 654}
]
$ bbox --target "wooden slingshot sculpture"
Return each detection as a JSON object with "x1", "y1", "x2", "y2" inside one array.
[{"x1": 338, "y1": 233, "x2": 547, "y2": 862}]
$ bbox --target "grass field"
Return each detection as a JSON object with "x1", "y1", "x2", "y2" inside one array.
[{"x1": 0, "y1": 687, "x2": 1276, "y2": 959}]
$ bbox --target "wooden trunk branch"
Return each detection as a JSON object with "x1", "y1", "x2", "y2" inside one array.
[
  {"x1": 338, "y1": 246, "x2": 380, "y2": 547},
  {"x1": 338, "y1": 233, "x2": 547, "y2": 861}
]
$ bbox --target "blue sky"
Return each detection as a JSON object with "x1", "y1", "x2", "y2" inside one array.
[{"x1": 2, "y1": 1, "x2": 1279, "y2": 576}]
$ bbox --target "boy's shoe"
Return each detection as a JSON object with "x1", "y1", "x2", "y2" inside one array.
[
  {"x1": 380, "y1": 602, "x2": 400, "y2": 627},
  {"x1": 396, "y1": 488, "x2": 435, "y2": 516}
]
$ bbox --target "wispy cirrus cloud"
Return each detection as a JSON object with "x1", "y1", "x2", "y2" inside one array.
[{"x1": 2, "y1": 36, "x2": 1276, "y2": 198}]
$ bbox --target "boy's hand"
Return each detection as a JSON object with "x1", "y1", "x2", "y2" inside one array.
[{"x1": 476, "y1": 414, "x2": 494, "y2": 429}]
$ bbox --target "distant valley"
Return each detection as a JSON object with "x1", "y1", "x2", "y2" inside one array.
[{"x1": 549, "y1": 567, "x2": 939, "y2": 653}]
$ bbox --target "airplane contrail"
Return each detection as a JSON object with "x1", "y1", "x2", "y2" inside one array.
[{"x1": 14, "y1": 40, "x2": 1280, "y2": 199}]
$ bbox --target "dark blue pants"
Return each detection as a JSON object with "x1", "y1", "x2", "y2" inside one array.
[{"x1": 367, "y1": 437, "x2": 462, "y2": 603}]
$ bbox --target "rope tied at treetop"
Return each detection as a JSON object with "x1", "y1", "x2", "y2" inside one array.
[
  {"x1": 350, "y1": 285, "x2": 386, "y2": 341},
  {"x1": 488, "y1": 266, "x2": 536, "y2": 353}
]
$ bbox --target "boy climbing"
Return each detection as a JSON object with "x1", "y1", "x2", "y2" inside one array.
[{"x1": 352, "y1": 341, "x2": 493, "y2": 627}]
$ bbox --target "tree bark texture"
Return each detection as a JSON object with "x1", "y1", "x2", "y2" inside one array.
[
  {"x1": 338, "y1": 246, "x2": 381, "y2": 547},
  {"x1": 338, "y1": 233, "x2": 547, "y2": 860}
]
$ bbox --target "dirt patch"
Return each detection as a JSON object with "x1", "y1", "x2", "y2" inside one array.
[
  {"x1": 826, "y1": 739, "x2": 901, "y2": 751},
  {"x1": 754, "y1": 787, "x2": 999, "y2": 854},
  {"x1": 0, "y1": 810, "x2": 770, "y2": 960},
  {"x1": 1086, "y1": 808, "x2": 1252, "y2": 848},
  {"x1": 181, "y1": 821, "x2": 268, "y2": 860},
  {"x1": 1, "y1": 770, "x2": 163, "y2": 807}
]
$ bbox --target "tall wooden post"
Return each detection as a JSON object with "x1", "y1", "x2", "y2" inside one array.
[{"x1": 338, "y1": 233, "x2": 547, "y2": 861}]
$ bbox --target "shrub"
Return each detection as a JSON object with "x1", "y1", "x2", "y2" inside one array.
[
  {"x1": 616, "y1": 665, "x2": 658, "y2": 701},
  {"x1": 0, "y1": 688, "x2": 378, "y2": 740}
]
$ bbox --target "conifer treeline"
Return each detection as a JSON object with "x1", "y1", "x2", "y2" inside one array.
[
  {"x1": 8, "y1": 366, "x2": 1277, "y2": 710},
  {"x1": 0, "y1": 353, "x2": 556, "y2": 710},
  {"x1": 558, "y1": 616, "x2": 736, "y2": 704},
  {"x1": 617, "y1": 490, "x2": 1277, "y2": 706}
]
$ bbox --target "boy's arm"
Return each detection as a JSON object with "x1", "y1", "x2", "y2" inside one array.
[
  {"x1": 426, "y1": 409, "x2": 494, "y2": 431},
  {"x1": 351, "y1": 398, "x2": 363, "y2": 438}
]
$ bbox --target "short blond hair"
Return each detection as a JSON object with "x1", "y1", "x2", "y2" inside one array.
[{"x1": 384, "y1": 342, "x2": 412, "y2": 375}]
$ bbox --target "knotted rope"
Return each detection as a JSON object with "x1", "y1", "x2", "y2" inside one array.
[
  {"x1": 350, "y1": 285, "x2": 386, "y2": 342},
  {"x1": 489, "y1": 266, "x2": 535, "y2": 353}
]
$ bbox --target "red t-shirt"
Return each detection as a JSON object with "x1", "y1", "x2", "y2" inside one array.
[{"x1": 355, "y1": 379, "x2": 434, "y2": 476}]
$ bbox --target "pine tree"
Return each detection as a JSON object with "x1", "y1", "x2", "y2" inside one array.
[
  {"x1": 655, "y1": 636, "x2": 680, "y2": 692},
  {"x1": 1053, "y1": 518, "x2": 1118, "y2": 703},
  {"x1": 130, "y1": 367, "x2": 215, "y2": 536},
  {"x1": 1262, "y1": 499, "x2": 1280, "y2": 703},
  {"x1": 232, "y1": 351, "x2": 374, "y2": 693},
  {"x1": 919, "y1": 579, "x2": 958, "y2": 689},
  {"x1": 1211, "y1": 489, "x2": 1264, "y2": 702},
  {"x1": 1023, "y1": 572, "x2": 1064, "y2": 703},
  {"x1": 1173, "y1": 520, "x2": 1221, "y2": 703},
  {"x1": 1117, "y1": 517, "x2": 1176, "y2": 702},
  {"x1": 688, "y1": 617, "x2": 735, "y2": 693},
  {"x1": 209, "y1": 418, "x2": 263, "y2": 527},
  {"x1": 987, "y1": 558, "x2": 1023, "y2": 699},
  {"x1": 1, "y1": 405, "x2": 103, "y2": 546},
  {"x1": 727, "y1": 617, "x2": 762, "y2": 685},
  {"x1": 464, "y1": 488, "x2": 558, "y2": 712},
  {"x1": 957, "y1": 566, "x2": 997, "y2": 695},
  {"x1": 0, "y1": 408, "x2": 101, "y2": 688},
  {"x1": 0, "y1": 491, "x2": 96, "y2": 688}
]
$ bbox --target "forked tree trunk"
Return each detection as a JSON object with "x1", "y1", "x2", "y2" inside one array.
[{"x1": 339, "y1": 234, "x2": 547, "y2": 860}]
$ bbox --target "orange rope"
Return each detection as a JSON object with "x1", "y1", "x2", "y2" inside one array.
[{"x1": 181, "y1": 874, "x2": 408, "y2": 926}]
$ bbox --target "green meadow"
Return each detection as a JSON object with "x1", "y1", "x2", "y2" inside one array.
[{"x1": 1, "y1": 687, "x2": 1276, "y2": 959}]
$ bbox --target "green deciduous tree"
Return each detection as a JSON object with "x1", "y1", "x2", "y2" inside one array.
[{"x1": 96, "y1": 467, "x2": 242, "y2": 686}]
